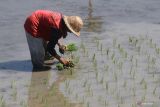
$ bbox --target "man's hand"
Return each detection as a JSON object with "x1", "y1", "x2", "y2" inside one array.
[
  {"x1": 59, "y1": 45, "x2": 67, "y2": 54},
  {"x1": 59, "y1": 57, "x2": 69, "y2": 65}
]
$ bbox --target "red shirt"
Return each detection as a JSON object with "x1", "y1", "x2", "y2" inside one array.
[{"x1": 24, "y1": 10, "x2": 64, "y2": 41}]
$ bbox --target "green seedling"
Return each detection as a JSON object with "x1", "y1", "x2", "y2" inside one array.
[
  {"x1": 100, "y1": 44, "x2": 103, "y2": 52},
  {"x1": 66, "y1": 43, "x2": 78, "y2": 52},
  {"x1": 113, "y1": 38, "x2": 117, "y2": 47},
  {"x1": 106, "y1": 48, "x2": 110, "y2": 56},
  {"x1": 111, "y1": 53, "x2": 115, "y2": 60},
  {"x1": 56, "y1": 61, "x2": 75, "y2": 70},
  {"x1": 92, "y1": 53, "x2": 96, "y2": 62},
  {"x1": 0, "y1": 96, "x2": 5, "y2": 107},
  {"x1": 20, "y1": 100, "x2": 28, "y2": 107},
  {"x1": 96, "y1": 40, "x2": 99, "y2": 50},
  {"x1": 123, "y1": 80, "x2": 127, "y2": 88},
  {"x1": 100, "y1": 77, "x2": 103, "y2": 84},
  {"x1": 153, "y1": 87, "x2": 157, "y2": 95},
  {"x1": 140, "y1": 78, "x2": 145, "y2": 85},
  {"x1": 83, "y1": 79, "x2": 87, "y2": 87},
  {"x1": 56, "y1": 63, "x2": 64, "y2": 70},
  {"x1": 105, "y1": 82, "x2": 109, "y2": 91},
  {"x1": 105, "y1": 65, "x2": 109, "y2": 71}
]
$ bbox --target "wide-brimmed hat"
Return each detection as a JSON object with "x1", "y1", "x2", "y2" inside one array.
[{"x1": 63, "y1": 15, "x2": 83, "y2": 37}]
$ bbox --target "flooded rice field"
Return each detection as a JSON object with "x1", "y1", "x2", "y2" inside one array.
[{"x1": 0, "y1": 0, "x2": 160, "y2": 107}]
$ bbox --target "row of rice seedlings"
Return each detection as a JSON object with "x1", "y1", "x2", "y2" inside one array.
[{"x1": 64, "y1": 36, "x2": 159, "y2": 107}]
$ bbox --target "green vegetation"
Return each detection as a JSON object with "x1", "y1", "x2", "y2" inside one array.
[
  {"x1": 56, "y1": 63, "x2": 64, "y2": 70},
  {"x1": 56, "y1": 61, "x2": 75, "y2": 71},
  {"x1": 66, "y1": 43, "x2": 78, "y2": 52}
]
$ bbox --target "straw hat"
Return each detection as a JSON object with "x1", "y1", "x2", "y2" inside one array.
[{"x1": 63, "y1": 16, "x2": 83, "y2": 37}]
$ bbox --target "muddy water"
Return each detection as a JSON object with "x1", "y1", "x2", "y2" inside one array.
[{"x1": 0, "y1": 0, "x2": 160, "y2": 107}]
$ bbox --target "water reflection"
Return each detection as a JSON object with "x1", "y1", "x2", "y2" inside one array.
[
  {"x1": 28, "y1": 70, "x2": 76, "y2": 107},
  {"x1": 84, "y1": 0, "x2": 103, "y2": 33},
  {"x1": 28, "y1": 71, "x2": 50, "y2": 107}
]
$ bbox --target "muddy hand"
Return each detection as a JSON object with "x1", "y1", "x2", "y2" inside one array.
[{"x1": 64, "y1": 61, "x2": 75, "y2": 68}]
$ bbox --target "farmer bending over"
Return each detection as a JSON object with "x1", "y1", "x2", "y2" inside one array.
[{"x1": 24, "y1": 10, "x2": 83, "y2": 70}]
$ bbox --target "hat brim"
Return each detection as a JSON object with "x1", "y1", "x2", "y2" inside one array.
[{"x1": 63, "y1": 16, "x2": 80, "y2": 37}]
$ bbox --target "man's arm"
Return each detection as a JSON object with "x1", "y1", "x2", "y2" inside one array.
[{"x1": 47, "y1": 28, "x2": 68, "y2": 65}]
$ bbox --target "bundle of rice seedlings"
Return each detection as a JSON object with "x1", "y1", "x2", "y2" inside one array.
[
  {"x1": 56, "y1": 61, "x2": 75, "y2": 71},
  {"x1": 56, "y1": 63, "x2": 64, "y2": 70},
  {"x1": 66, "y1": 43, "x2": 78, "y2": 52}
]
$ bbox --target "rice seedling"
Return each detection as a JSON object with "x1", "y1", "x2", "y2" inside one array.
[
  {"x1": 11, "y1": 80, "x2": 16, "y2": 89},
  {"x1": 111, "y1": 52, "x2": 115, "y2": 60},
  {"x1": 124, "y1": 51, "x2": 128, "y2": 58},
  {"x1": 144, "y1": 82, "x2": 147, "y2": 90},
  {"x1": 130, "y1": 55, "x2": 134, "y2": 62},
  {"x1": 123, "y1": 80, "x2": 127, "y2": 88},
  {"x1": 118, "y1": 61, "x2": 123, "y2": 71},
  {"x1": 105, "y1": 65, "x2": 109, "y2": 72},
  {"x1": 130, "y1": 64, "x2": 133, "y2": 75},
  {"x1": 155, "y1": 47, "x2": 160, "y2": 54},
  {"x1": 95, "y1": 71, "x2": 98, "y2": 80},
  {"x1": 100, "y1": 77, "x2": 104, "y2": 84},
  {"x1": 104, "y1": 100, "x2": 108, "y2": 107},
  {"x1": 100, "y1": 43, "x2": 103, "y2": 52},
  {"x1": 56, "y1": 63, "x2": 64, "y2": 70},
  {"x1": 120, "y1": 96, "x2": 124, "y2": 104},
  {"x1": 92, "y1": 53, "x2": 96, "y2": 62},
  {"x1": 96, "y1": 40, "x2": 99, "y2": 50},
  {"x1": 87, "y1": 102, "x2": 90, "y2": 107},
  {"x1": 83, "y1": 79, "x2": 87, "y2": 87},
  {"x1": 93, "y1": 59, "x2": 97, "y2": 69},
  {"x1": 132, "y1": 87, "x2": 136, "y2": 96},
  {"x1": 131, "y1": 103, "x2": 137, "y2": 107},
  {"x1": 129, "y1": 36, "x2": 133, "y2": 43},
  {"x1": 135, "y1": 59, "x2": 138, "y2": 68},
  {"x1": 80, "y1": 42, "x2": 86, "y2": 54},
  {"x1": 10, "y1": 80, "x2": 17, "y2": 100},
  {"x1": 106, "y1": 48, "x2": 110, "y2": 56},
  {"x1": 132, "y1": 70, "x2": 136, "y2": 79},
  {"x1": 11, "y1": 88, "x2": 17, "y2": 100},
  {"x1": 20, "y1": 100, "x2": 28, "y2": 107},
  {"x1": 0, "y1": 95, "x2": 5, "y2": 107},
  {"x1": 153, "y1": 87, "x2": 157, "y2": 95},
  {"x1": 140, "y1": 78, "x2": 145, "y2": 85},
  {"x1": 118, "y1": 44, "x2": 121, "y2": 49},
  {"x1": 105, "y1": 82, "x2": 109, "y2": 91},
  {"x1": 113, "y1": 38, "x2": 117, "y2": 47},
  {"x1": 56, "y1": 61, "x2": 75, "y2": 71},
  {"x1": 114, "y1": 73, "x2": 118, "y2": 82},
  {"x1": 43, "y1": 78, "x2": 48, "y2": 85},
  {"x1": 113, "y1": 58, "x2": 116, "y2": 65},
  {"x1": 149, "y1": 38, "x2": 155, "y2": 48},
  {"x1": 66, "y1": 43, "x2": 78, "y2": 52},
  {"x1": 65, "y1": 80, "x2": 70, "y2": 89},
  {"x1": 119, "y1": 47, "x2": 124, "y2": 55},
  {"x1": 141, "y1": 94, "x2": 146, "y2": 102}
]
